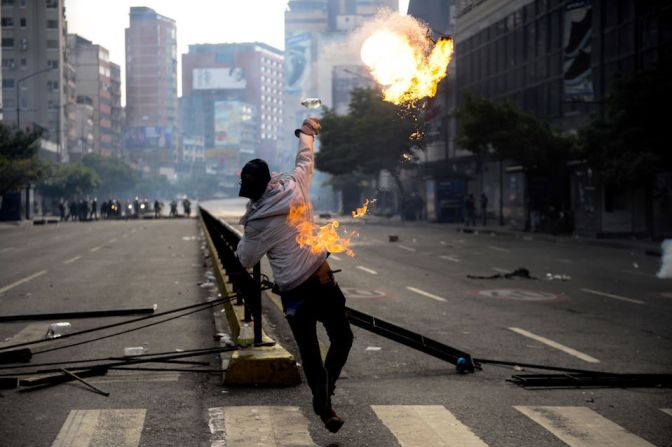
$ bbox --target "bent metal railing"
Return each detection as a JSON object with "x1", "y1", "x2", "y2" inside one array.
[{"x1": 199, "y1": 206, "x2": 262, "y2": 345}]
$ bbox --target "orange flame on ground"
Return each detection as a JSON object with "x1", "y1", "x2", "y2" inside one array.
[
  {"x1": 352, "y1": 199, "x2": 369, "y2": 218},
  {"x1": 360, "y1": 32, "x2": 453, "y2": 105},
  {"x1": 288, "y1": 202, "x2": 355, "y2": 256}
]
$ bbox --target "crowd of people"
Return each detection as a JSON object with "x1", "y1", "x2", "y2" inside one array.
[{"x1": 57, "y1": 197, "x2": 192, "y2": 221}]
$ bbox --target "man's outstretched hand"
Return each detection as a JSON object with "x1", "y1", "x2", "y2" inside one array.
[{"x1": 295, "y1": 117, "x2": 321, "y2": 138}]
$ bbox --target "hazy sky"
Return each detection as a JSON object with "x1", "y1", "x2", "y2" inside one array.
[{"x1": 65, "y1": 0, "x2": 409, "y2": 105}]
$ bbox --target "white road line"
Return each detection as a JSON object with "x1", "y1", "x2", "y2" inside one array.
[
  {"x1": 439, "y1": 255, "x2": 460, "y2": 263},
  {"x1": 487, "y1": 245, "x2": 510, "y2": 252},
  {"x1": 580, "y1": 288, "x2": 644, "y2": 305},
  {"x1": 407, "y1": 286, "x2": 447, "y2": 302},
  {"x1": 356, "y1": 265, "x2": 378, "y2": 275},
  {"x1": 492, "y1": 267, "x2": 510, "y2": 273},
  {"x1": 108, "y1": 238, "x2": 118, "y2": 243},
  {"x1": 398, "y1": 244, "x2": 417, "y2": 252},
  {"x1": 661, "y1": 408, "x2": 672, "y2": 417},
  {"x1": 515, "y1": 406, "x2": 656, "y2": 447},
  {"x1": 90, "y1": 246, "x2": 101, "y2": 253},
  {"x1": 372, "y1": 405, "x2": 488, "y2": 447},
  {"x1": 509, "y1": 327, "x2": 600, "y2": 363},
  {"x1": 63, "y1": 255, "x2": 82, "y2": 264},
  {"x1": 210, "y1": 406, "x2": 316, "y2": 447},
  {"x1": 52, "y1": 409, "x2": 146, "y2": 447},
  {"x1": 0, "y1": 270, "x2": 48, "y2": 295},
  {"x1": 0, "y1": 247, "x2": 15, "y2": 253},
  {"x1": 329, "y1": 254, "x2": 342, "y2": 261}
]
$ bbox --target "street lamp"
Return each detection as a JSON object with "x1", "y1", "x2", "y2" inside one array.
[{"x1": 16, "y1": 67, "x2": 55, "y2": 127}]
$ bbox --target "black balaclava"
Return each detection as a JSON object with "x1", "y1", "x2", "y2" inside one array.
[{"x1": 239, "y1": 159, "x2": 271, "y2": 201}]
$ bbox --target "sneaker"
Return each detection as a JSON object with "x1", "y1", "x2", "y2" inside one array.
[{"x1": 321, "y1": 408, "x2": 345, "y2": 433}]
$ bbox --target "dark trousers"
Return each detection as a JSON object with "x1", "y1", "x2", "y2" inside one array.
[{"x1": 282, "y1": 265, "x2": 353, "y2": 416}]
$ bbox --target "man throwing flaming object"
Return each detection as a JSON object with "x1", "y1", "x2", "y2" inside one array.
[{"x1": 235, "y1": 117, "x2": 353, "y2": 433}]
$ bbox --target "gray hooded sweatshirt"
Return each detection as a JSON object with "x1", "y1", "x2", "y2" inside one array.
[{"x1": 236, "y1": 134, "x2": 327, "y2": 292}]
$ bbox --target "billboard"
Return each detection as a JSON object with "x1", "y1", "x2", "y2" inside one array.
[
  {"x1": 285, "y1": 32, "x2": 312, "y2": 94},
  {"x1": 214, "y1": 101, "x2": 246, "y2": 147},
  {"x1": 193, "y1": 68, "x2": 247, "y2": 90},
  {"x1": 125, "y1": 126, "x2": 173, "y2": 149},
  {"x1": 563, "y1": 0, "x2": 594, "y2": 101}
]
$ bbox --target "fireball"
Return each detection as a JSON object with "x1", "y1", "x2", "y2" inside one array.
[
  {"x1": 361, "y1": 31, "x2": 453, "y2": 105},
  {"x1": 352, "y1": 199, "x2": 370, "y2": 218}
]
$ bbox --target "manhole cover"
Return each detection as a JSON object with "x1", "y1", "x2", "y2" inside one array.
[
  {"x1": 341, "y1": 288, "x2": 388, "y2": 299},
  {"x1": 475, "y1": 289, "x2": 558, "y2": 301}
]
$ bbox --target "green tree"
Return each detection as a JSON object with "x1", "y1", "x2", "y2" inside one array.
[
  {"x1": 316, "y1": 87, "x2": 422, "y2": 202},
  {"x1": 454, "y1": 95, "x2": 574, "y2": 228},
  {"x1": 40, "y1": 163, "x2": 101, "y2": 198},
  {"x1": 0, "y1": 125, "x2": 47, "y2": 197},
  {"x1": 577, "y1": 66, "x2": 671, "y2": 236},
  {"x1": 81, "y1": 153, "x2": 138, "y2": 197}
]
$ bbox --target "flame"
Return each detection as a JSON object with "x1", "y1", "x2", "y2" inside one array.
[
  {"x1": 288, "y1": 202, "x2": 355, "y2": 256},
  {"x1": 361, "y1": 31, "x2": 453, "y2": 105},
  {"x1": 351, "y1": 199, "x2": 369, "y2": 218}
]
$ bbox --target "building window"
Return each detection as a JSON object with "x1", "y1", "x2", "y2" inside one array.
[
  {"x1": 46, "y1": 19, "x2": 58, "y2": 29},
  {"x1": 20, "y1": 18, "x2": 26, "y2": 27},
  {"x1": 19, "y1": 0, "x2": 26, "y2": 6},
  {"x1": 19, "y1": 38, "x2": 27, "y2": 50},
  {"x1": 20, "y1": 58, "x2": 27, "y2": 68},
  {"x1": 47, "y1": 80, "x2": 59, "y2": 91},
  {"x1": 46, "y1": 0, "x2": 58, "y2": 8},
  {"x1": 3, "y1": 79, "x2": 15, "y2": 89},
  {"x1": 46, "y1": 39, "x2": 58, "y2": 49},
  {"x1": 47, "y1": 59, "x2": 58, "y2": 69},
  {"x1": 1, "y1": 38, "x2": 14, "y2": 48},
  {"x1": 2, "y1": 18, "x2": 15, "y2": 27},
  {"x1": 1, "y1": 0, "x2": 15, "y2": 6},
  {"x1": 2, "y1": 58, "x2": 16, "y2": 68}
]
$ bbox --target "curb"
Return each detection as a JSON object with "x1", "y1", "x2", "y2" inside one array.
[{"x1": 199, "y1": 216, "x2": 301, "y2": 387}]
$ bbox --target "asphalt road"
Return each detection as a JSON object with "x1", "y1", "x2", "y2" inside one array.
[{"x1": 1, "y1": 207, "x2": 671, "y2": 446}]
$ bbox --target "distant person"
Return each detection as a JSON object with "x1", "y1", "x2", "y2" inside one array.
[
  {"x1": 169, "y1": 200, "x2": 178, "y2": 218},
  {"x1": 90, "y1": 199, "x2": 98, "y2": 220},
  {"x1": 480, "y1": 192, "x2": 488, "y2": 226},
  {"x1": 235, "y1": 117, "x2": 352, "y2": 433},
  {"x1": 58, "y1": 200, "x2": 66, "y2": 221},
  {"x1": 154, "y1": 200, "x2": 162, "y2": 218},
  {"x1": 465, "y1": 193, "x2": 476, "y2": 226},
  {"x1": 182, "y1": 198, "x2": 191, "y2": 217},
  {"x1": 68, "y1": 200, "x2": 77, "y2": 221}
]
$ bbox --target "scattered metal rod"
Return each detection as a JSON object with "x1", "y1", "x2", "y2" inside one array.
[
  {"x1": 0, "y1": 294, "x2": 237, "y2": 352},
  {"x1": 0, "y1": 348, "x2": 32, "y2": 365},
  {"x1": 0, "y1": 346, "x2": 229, "y2": 372},
  {"x1": 0, "y1": 346, "x2": 238, "y2": 378},
  {"x1": 18, "y1": 365, "x2": 109, "y2": 391},
  {"x1": 508, "y1": 373, "x2": 672, "y2": 389},
  {"x1": 109, "y1": 367, "x2": 226, "y2": 373},
  {"x1": 0, "y1": 307, "x2": 157, "y2": 323},
  {"x1": 346, "y1": 306, "x2": 477, "y2": 373},
  {"x1": 60, "y1": 368, "x2": 110, "y2": 396},
  {"x1": 109, "y1": 358, "x2": 209, "y2": 366},
  {"x1": 473, "y1": 358, "x2": 612, "y2": 375}
]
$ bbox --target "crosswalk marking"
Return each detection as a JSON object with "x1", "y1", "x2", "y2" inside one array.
[
  {"x1": 52, "y1": 409, "x2": 146, "y2": 447},
  {"x1": 372, "y1": 405, "x2": 488, "y2": 446},
  {"x1": 0, "y1": 323, "x2": 48, "y2": 348},
  {"x1": 210, "y1": 406, "x2": 316, "y2": 447},
  {"x1": 515, "y1": 406, "x2": 656, "y2": 447}
]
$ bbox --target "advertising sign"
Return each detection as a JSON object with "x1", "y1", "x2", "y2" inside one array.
[
  {"x1": 285, "y1": 32, "x2": 312, "y2": 94},
  {"x1": 563, "y1": 0, "x2": 594, "y2": 101},
  {"x1": 193, "y1": 67, "x2": 247, "y2": 90}
]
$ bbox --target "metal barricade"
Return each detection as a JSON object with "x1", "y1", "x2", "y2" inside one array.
[{"x1": 199, "y1": 207, "x2": 262, "y2": 345}]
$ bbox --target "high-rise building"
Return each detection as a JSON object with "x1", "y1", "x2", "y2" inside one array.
[
  {"x1": 67, "y1": 34, "x2": 122, "y2": 160},
  {"x1": 181, "y1": 42, "x2": 283, "y2": 185},
  {"x1": 1, "y1": 0, "x2": 70, "y2": 161},
  {"x1": 125, "y1": 6, "x2": 178, "y2": 174}
]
